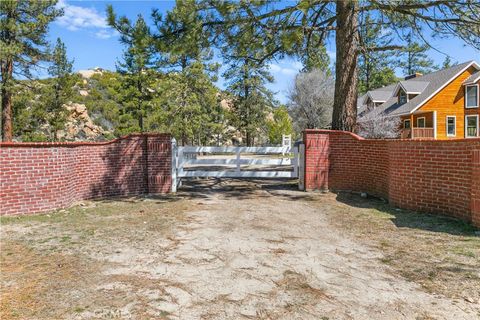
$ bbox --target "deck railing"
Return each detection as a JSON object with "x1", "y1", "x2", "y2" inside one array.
[{"x1": 412, "y1": 127, "x2": 434, "y2": 139}]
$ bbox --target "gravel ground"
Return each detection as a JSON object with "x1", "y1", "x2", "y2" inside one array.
[{"x1": 1, "y1": 178, "x2": 479, "y2": 319}]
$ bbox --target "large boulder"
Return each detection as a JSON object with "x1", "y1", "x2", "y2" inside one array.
[{"x1": 59, "y1": 103, "x2": 107, "y2": 141}]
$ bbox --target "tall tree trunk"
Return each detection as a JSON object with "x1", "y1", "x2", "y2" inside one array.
[
  {"x1": 1, "y1": 59, "x2": 13, "y2": 142},
  {"x1": 408, "y1": 51, "x2": 413, "y2": 75},
  {"x1": 332, "y1": 0, "x2": 359, "y2": 132},
  {"x1": 139, "y1": 113, "x2": 144, "y2": 132},
  {"x1": 137, "y1": 76, "x2": 144, "y2": 132},
  {"x1": 366, "y1": 57, "x2": 371, "y2": 91}
]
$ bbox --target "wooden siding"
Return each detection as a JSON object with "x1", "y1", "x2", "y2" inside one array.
[
  {"x1": 400, "y1": 113, "x2": 434, "y2": 128},
  {"x1": 417, "y1": 66, "x2": 480, "y2": 139}
]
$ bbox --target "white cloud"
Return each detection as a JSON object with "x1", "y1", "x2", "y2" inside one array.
[
  {"x1": 291, "y1": 61, "x2": 303, "y2": 71},
  {"x1": 95, "y1": 29, "x2": 119, "y2": 40},
  {"x1": 269, "y1": 61, "x2": 300, "y2": 76},
  {"x1": 281, "y1": 68, "x2": 297, "y2": 75},
  {"x1": 269, "y1": 64, "x2": 282, "y2": 72},
  {"x1": 56, "y1": 0, "x2": 116, "y2": 39}
]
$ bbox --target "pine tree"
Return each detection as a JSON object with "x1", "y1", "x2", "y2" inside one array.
[
  {"x1": 153, "y1": 64, "x2": 220, "y2": 145},
  {"x1": 161, "y1": 1, "x2": 479, "y2": 132},
  {"x1": 107, "y1": 11, "x2": 156, "y2": 132},
  {"x1": 399, "y1": 33, "x2": 437, "y2": 76},
  {"x1": 292, "y1": 29, "x2": 330, "y2": 73},
  {"x1": 441, "y1": 56, "x2": 457, "y2": 69},
  {"x1": 358, "y1": 14, "x2": 398, "y2": 94},
  {"x1": 44, "y1": 38, "x2": 75, "y2": 140},
  {"x1": 152, "y1": 0, "x2": 218, "y2": 75},
  {"x1": 222, "y1": 25, "x2": 276, "y2": 146},
  {"x1": 109, "y1": 2, "x2": 224, "y2": 144},
  {"x1": 0, "y1": 0, "x2": 62, "y2": 141},
  {"x1": 266, "y1": 106, "x2": 293, "y2": 145},
  {"x1": 151, "y1": 0, "x2": 222, "y2": 145},
  {"x1": 302, "y1": 45, "x2": 330, "y2": 74},
  {"x1": 224, "y1": 59, "x2": 275, "y2": 146}
]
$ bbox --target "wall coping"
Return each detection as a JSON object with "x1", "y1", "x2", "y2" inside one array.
[
  {"x1": 303, "y1": 129, "x2": 364, "y2": 140},
  {"x1": 0, "y1": 133, "x2": 171, "y2": 148},
  {"x1": 303, "y1": 129, "x2": 480, "y2": 143}
]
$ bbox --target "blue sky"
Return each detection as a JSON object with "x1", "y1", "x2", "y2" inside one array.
[{"x1": 50, "y1": 1, "x2": 480, "y2": 103}]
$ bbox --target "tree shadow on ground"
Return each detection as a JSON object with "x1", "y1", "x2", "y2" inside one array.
[
  {"x1": 87, "y1": 178, "x2": 316, "y2": 207},
  {"x1": 87, "y1": 193, "x2": 185, "y2": 205},
  {"x1": 334, "y1": 192, "x2": 478, "y2": 236},
  {"x1": 177, "y1": 178, "x2": 318, "y2": 202}
]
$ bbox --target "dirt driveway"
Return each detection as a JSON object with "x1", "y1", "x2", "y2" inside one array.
[{"x1": 1, "y1": 179, "x2": 479, "y2": 319}]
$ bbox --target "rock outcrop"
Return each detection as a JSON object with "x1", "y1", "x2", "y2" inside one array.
[
  {"x1": 77, "y1": 67, "x2": 104, "y2": 79},
  {"x1": 56, "y1": 103, "x2": 106, "y2": 141}
]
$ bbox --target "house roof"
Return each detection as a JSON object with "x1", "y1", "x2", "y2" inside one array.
[
  {"x1": 357, "y1": 83, "x2": 397, "y2": 117},
  {"x1": 357, "y1": 94, "x2": 368, "y2": 116},
  {"x1": 463, "y1": 71, "x2": 480, "y2": 85},
  {"x1": 368, "y1": 90, "x2": 393, "y2": 102},
  {"x1": 395, "y1": 80, "x2": 430, "y2": 94},
  {"x1": 360, "y1": 90, "x2": 392, "y2": 106},
  {"x1": 369, "y1": 61, "x2": 480, "y2": 117},
  {"x1": 359, "y1": 83, "x2": 397, "y2": 104},
  {"x1": 357, "y1": 93, "x2": 367, "y2": 108}
]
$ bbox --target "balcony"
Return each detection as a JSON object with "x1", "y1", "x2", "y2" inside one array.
[
  {"x1": 413, "y1": 127, "x2": 434, "y2": 138},
  {"x1": 401, "y1": 128, "x2": 435, "y2": 139}
]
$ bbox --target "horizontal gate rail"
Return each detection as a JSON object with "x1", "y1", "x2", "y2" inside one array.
[
  {"x1": 181, "y1": 146, "x2": 291, "y2": 153},
  {"x1": 182, "y1": 158, "x2": 292, "y2": 165},
  {"x1": 171, "y1": 141, "x2": 301, "y2": 189},
  {"x1": 180, "y1": 171, "x2": 295, "y2": 178}
]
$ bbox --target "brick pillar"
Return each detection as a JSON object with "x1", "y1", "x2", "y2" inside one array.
[
  {"x1": 471, "y1": 149, "x2": 480, "y2": 228},
  {"x1": 303, "y1": 131, "x2": 329, "y2": 191},
  {"x1": 146, "y1": 134, "x2": 172, "y2": 194}
]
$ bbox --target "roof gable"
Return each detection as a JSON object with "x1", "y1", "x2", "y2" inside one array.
[
  {"x1": 463, "y1": 71, "x2": 480, "y2": 85},
  {"x1": 358, "y1": 83, "x2": 397, "y2": 107},
  {"x1": 392, "y1": 80, "x2": 430, "y2": 97},
  {"x1": 377, "y1": 61, "x2": 480, "y2": 117},
  {"x1": 400, "y1": 81, "x2": 430, "y2": 94},
  {"x1": 365, "y1": 90, "x2": 392, "y2": 103}
]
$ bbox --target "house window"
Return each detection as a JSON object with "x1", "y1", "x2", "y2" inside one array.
[
  {"x1": 417, "y1": 117, "x2": 426, "y2": 128},
  {"x1": 399, "y1": 90, "x2": 407, "y2": 105},
  {"x1": 465, "y1": 115, "x2": 479, "y2": 138},
  {"x1": 404, "y1": 119, "x2": 411, "y2": 129},
  {"x1": 465, "y1": 84, "x2": 478, "y2": 108},
  {"x1": 446, "y1": 116, "x2": 456, "y2": 137}
]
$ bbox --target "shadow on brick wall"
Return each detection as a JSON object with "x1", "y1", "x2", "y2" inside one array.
[
  {"x1": 88, "y1": 136, "x2": 148, "y2": 199},
  {"x1": 334, "y1": 192, "x2": 478, "y2": 236}
]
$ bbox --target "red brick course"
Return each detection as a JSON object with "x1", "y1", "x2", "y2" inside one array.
[
  {"x1": 304, "y1": 130, "x2": 480, "y2": 227},
  {"x1": 0, "y1": 134, "x2": 172, "y2": 215}
]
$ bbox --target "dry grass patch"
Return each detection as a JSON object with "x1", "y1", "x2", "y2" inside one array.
[
  {"x1": 321, "y1": 192, "x2": 480, "y2": 304},
  {"x1": 0, "y1": 241, "x2": 102, "y2": 319},
  {"x1": 0, "y1": 195, "x2": 192, "y2": 320}
]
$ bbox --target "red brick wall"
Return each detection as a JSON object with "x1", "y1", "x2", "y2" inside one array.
[
  {"x1": 303, "y1": 132, "x2": 329, "y2": 190},
  {"x1": 0, "y1": 134, "x2": 172, "y2": 215},
  {"x1": 471, "y1": 149, "x2": 480, "y2": 227},
  {"x1": 304, "y1": 130, "x2": 480, "y2": 227}
]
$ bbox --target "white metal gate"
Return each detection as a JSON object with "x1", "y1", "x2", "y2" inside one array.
[{"x1": 171, "y1": 138, "x2": 304, "y2": 192}]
